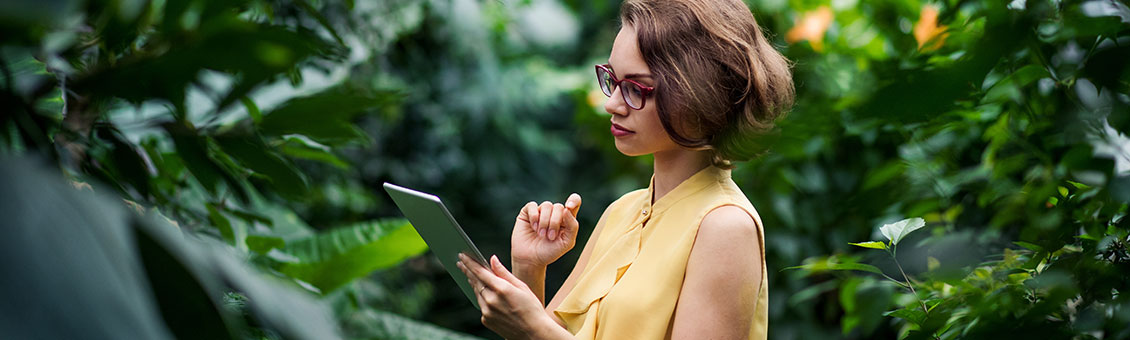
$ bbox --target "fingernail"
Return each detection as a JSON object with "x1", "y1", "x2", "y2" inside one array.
[
  {"x1": 539, "y1": 227, "x2": 546, "y2": 237},
  {"x1": 549, "y1": 228, "x2": 557, "y2": 240}
]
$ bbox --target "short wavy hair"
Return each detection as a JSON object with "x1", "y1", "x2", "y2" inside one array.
[{"x1": 621, "y1": 0, "x2": 795, "y2": 168}]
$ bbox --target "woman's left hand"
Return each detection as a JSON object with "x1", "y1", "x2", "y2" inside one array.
[{"x1": 457, "y1": 253, "x2": 555, "y2": 340}]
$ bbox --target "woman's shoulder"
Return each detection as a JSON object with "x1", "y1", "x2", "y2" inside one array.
[
  {"x1": 691, "y1": 180, "x2": 763, "y2": 241},
  {"x1": 699, "y1": 205, "x2": 759, "y2": 238}
]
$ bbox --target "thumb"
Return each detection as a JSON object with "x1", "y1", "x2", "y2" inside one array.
[
  {"x1": 564, "y1": 193, "x2": 582, "y2": 217},
  {"x1": 490, "y1": 255, "x2": 525, "y2": 287}
]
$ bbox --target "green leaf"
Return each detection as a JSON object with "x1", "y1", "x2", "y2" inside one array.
[
  {"x1": 279, "y1": 135, "x2": 349, "y2": 169},
  {"x1": 786, "y1": 261, "x2": 885, "y2": 275},
  {"x1": 295, "y1": 0, "x2": 345, "y2": 45},
  {"x1": 240, "y1": 96, "x2": 262, "y2": 124},
  {"x1": 849, "y1": 241, "x2": 889, "y2": 250},
  {"x1": 342, "y1": 309, "x2": 484, "y2": 340},
  {"x1": 879, "y1": 217, "x2": 926, "y2": 246},
  {"x1": 983, "y1": 65, "x2": 1052, "y2": 103},
  {"x1": 95, "y1": 126, "x2": 153, "y2": 199},
  {"x1": 275, "y1": 219, "x2": 428, "y2": 293},
  {"x1": 0, "y1": 158, "x2": 342, "y2": 339},
  {"x1": 163, "y1": 122, "x2": 224, "y2": 195},
  {"x1": 206, "y1": 203, "x2": 236, "y2": 244},
  {"x1": 225, "y1": 207, "x2": 273, "y2": 227},
  {"x1": 214, "y1": 132, "x2": 309, "y2": 199},
  {"x1": 0, "y1": 158, "x2": 193, "y2": 340},
  {"x1": 258, "y1": 88, "x2": 399, "y2": 145},
  {"x1": 246, "y1": 234, "x2": 285, "y2": 254},
  {"x1": 884, "y1": 307, "x2": 927, "y2": 326},
  {"x1": 141, "y1": 211, "x2": 343, "y2": 340}
]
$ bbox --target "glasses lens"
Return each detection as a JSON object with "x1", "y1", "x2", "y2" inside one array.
[
  {"x1": 597, "y1": 69, "x2": 614, "y2": 97},
  {"x1": 623, "y1": 81, "x2": 644, "y2": 109}
]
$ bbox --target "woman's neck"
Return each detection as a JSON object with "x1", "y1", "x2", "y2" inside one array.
[{"x1": 651, "y1": 148, "x2": 712, "y2": 204}]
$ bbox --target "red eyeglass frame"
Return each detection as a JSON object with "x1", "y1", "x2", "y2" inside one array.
[{"x1": 595, "y1": 64, "x2": 655, "y2": 110}]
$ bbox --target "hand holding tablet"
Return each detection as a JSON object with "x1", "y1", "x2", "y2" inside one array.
[{"x1": 383, "y1": 182, "x2": 583, "y2": 311}]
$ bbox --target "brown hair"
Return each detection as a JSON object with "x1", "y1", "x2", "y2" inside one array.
[{"x1": 620, "y1": 0, "x2": 794, "y2": 168}]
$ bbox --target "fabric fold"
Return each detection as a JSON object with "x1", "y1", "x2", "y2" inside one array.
[{"x1": 555, "y1": 221, "x2": 643, "y2": 318}]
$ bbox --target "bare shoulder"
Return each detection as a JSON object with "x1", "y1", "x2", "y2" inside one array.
[
  {"x1": 687, "y1": 204, "x2": 762, "y2": 275},
  {"x1": 697, "y1": 205, "x2": 760, "y2": 246},
  {"x1": 671, "y1": 205, "x2": 763, "y2": 338}
]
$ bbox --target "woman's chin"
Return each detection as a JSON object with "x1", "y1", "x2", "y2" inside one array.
[{"x1": 613, "y1": 141, "x2": 648, "y2": 157}]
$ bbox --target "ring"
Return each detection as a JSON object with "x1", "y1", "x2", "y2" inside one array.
[{"x1": 479, "y1": 286, "x2": 487, "y2": 294}]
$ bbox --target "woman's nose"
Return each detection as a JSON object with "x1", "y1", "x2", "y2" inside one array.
[{"x1": 603, "y1": 86, "x2": 629, "y2": 116}]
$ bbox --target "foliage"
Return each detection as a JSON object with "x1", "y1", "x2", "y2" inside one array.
[
  {"x1": 754, "y1": 0, "x2": 1130, "y2": 339},
  {"x1": 273, "y1": 219, "x2": 429, "y2": 293},
  {"x1": 0, "y1": 0, "x2": 481, "y2": 338},
  {"x1": 0, "y1": 158, "x2": 341, "y2": 339}
]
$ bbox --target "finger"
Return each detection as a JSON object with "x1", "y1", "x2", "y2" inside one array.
[
  {"x1": 458, "y1": 262, "x2": 486, "y2": 308},
  {"x1": 490, "y1": 254, "x2": 526, "y2": 288},
  {"x1": 562, "y1": 206, "x2": 580, "y2": 241},
  {"x1": 459, "y1": 255, "x2": 495, "y2": 313},
  {"x1": 457, "y1": 254, "x2": 482, "y2": 289},
  {"x1": 538, "y1": 201, "x2": 553, "y2": 238},
  {"x1": 549, "y1": 203, "x2": 565, "y2": 241},
  {"x1": 565, "y1": 193, "x2": 582, "y2": 216},
  {"x1": 466, "y1": 255, "x2": 509, "y2": 293},
  {"x1": 462, "y1": 254, "x2": 494, "y2": 287},
  {"x1": 476, "y1": 279, "x2": 490, "y2": 314},
  {"x1": 523, "y1": 201, "x2": 538, "y2": 230}
]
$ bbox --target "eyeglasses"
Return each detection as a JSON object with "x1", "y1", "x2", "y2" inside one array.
[{"x1": 595, "y1": 64, "x2": 655, "y2": 110}]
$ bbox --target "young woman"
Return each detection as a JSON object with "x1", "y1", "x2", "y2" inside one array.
[{"x1": 457, "y1": 0, "x2": 793, "y2": 339}]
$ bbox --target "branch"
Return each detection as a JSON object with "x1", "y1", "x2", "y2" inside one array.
[{"x1": 892, "y1": 256, "x2": 941, "y2": 340}]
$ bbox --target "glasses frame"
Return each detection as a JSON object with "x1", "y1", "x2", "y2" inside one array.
[{"x1": 595, "y1": 64, "x2": 655, "y2": 110}]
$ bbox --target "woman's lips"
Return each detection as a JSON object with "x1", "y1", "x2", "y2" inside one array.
[{"x1": 611, "y1": 122, "x2": 635, "y2": 137}]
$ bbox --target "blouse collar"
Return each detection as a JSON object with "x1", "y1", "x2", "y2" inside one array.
[{"x1": 642, "y1": 165, "x2": 731, "y2": 218}]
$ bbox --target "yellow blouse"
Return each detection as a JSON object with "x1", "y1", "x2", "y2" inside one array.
[{"x1": 554, "y1": 166, "x2": 768, "y2": 340}]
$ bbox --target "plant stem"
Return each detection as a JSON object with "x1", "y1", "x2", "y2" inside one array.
[{"x1": 893, "y1": 256, "x2": 941, "y2": 340}]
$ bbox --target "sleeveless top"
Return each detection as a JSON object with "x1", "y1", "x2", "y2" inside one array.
[{"x1": 553, "y1": 166, "x2": 768, "y2": 340}]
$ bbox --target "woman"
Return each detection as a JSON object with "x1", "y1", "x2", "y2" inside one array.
[{"x1": 456, "y1": 0, "x2": 793, "y2": 339}]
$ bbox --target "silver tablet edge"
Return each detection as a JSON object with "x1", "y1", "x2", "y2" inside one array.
[{"x1": 382, "y1": 182, "x2": 488, "y2": 266}]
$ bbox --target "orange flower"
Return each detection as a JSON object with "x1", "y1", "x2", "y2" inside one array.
[
  {"x1": 786, "y1": 6, "x2": 834, "y2": 52},
  {"x1": 914, "y1": 4, "x2": 948, "y2": 51}
]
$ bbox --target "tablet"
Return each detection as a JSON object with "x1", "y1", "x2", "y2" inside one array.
[{"x1": 382, "y1": 182, "x2": 489, "y2": 310}]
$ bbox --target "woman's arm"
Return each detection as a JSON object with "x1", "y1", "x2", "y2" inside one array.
[
  {"x1": 669, "y1": 205, "x2": 764, "y2": 340},
  {"x1": 511, "y1": 195, "x2": 583, "y2": 304}
]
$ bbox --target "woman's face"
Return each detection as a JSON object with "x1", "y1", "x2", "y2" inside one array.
[{"x1": 605, "y1": 24, "x2": 681, "y2": 157}]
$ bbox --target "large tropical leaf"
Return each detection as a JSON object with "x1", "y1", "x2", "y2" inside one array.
[
  {"x1": 257, "y1": 88, "x2": 400, "y2": 145},
  {"x1": 341, "y1": 309, "x2": 484, "y2": 340},
  {"x1": 275, "y1": 219, "x2": 429, "y2": 293},
  {"x1": 0, "y1": 157, "x2": 175, "y2": 340},
  {"x1": 0, "y1": 157, "x2": 343, "y2": 340}
]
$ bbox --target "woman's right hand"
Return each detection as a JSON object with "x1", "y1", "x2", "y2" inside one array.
[{"x1": 511, "y1": 193, "x2": 582, "y2": 268}]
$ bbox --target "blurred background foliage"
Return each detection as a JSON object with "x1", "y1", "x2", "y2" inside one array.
[{"x1": 1, "y1": 0, "x2": 1129, "y2": 339}]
